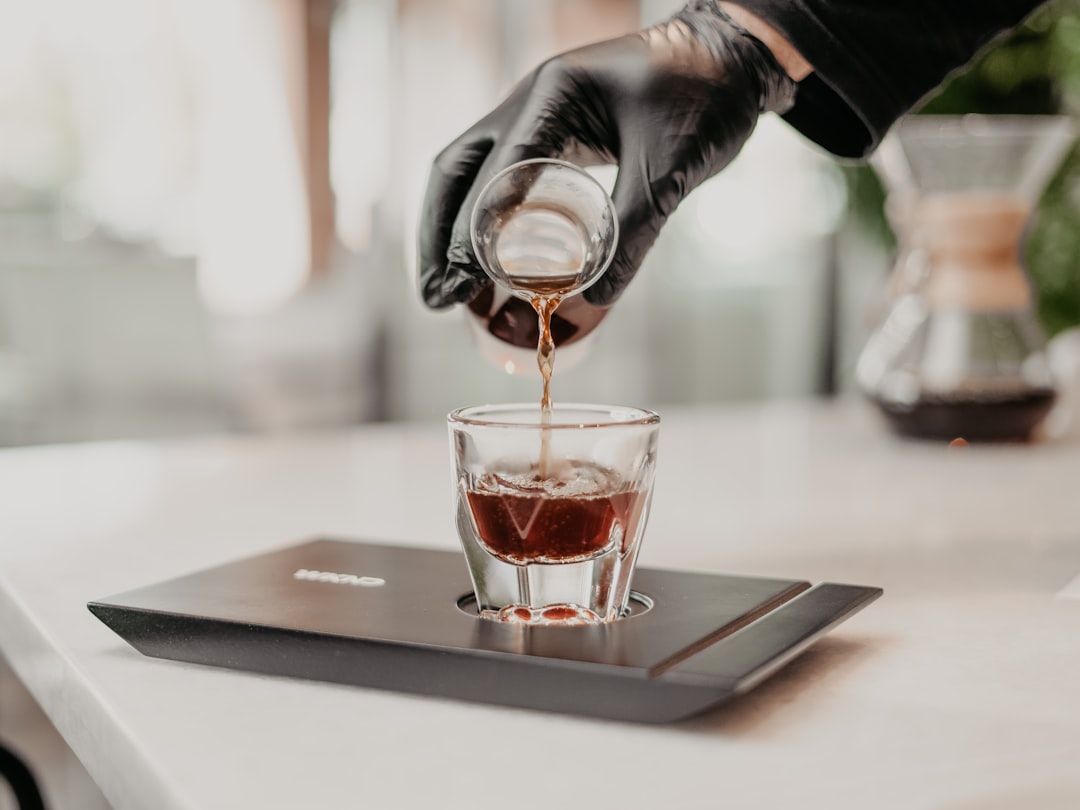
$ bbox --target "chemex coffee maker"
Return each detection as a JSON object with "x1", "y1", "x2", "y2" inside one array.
[
  {"x1": 89, "y1": 160, "x2": 881, "y2": 724},
  {"x1": 857, "y1": 114, "x2": 1076, "y2": 442}
]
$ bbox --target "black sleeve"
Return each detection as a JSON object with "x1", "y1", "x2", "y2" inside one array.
[{"x1": 730, "y1": 0, "x2": 1049, "y2": 157}]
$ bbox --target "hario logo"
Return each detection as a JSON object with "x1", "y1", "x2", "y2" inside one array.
[{"x1": 293, "y1": 568, "x2": 386, "y2": 587}]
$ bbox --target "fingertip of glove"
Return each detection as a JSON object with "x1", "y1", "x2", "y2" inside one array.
[
  {"x1": 423, "y1": 264, "x2": 485, "y2": 309},
  {"x1": 419, "y1": 264, "x2": 471, "y2": 309},
  {"x1": 583, "y1": 275, "x2": 618, "y2": 307},
  {"x1": 584, "y1": 251, "x2": 639, "y2": 306}
]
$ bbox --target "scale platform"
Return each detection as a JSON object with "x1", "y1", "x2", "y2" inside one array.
[{"x1": 89, "y1": 538, "x2": 881, "y2": 723}]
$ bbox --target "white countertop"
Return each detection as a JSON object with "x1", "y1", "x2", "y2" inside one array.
[{"x1": 1, "y1": 398, "x2": 1078, "y2": 809}]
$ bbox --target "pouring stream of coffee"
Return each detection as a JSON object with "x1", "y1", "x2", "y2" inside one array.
[{"x1": 493, "y1": 198, "x2": 590, "y2": 477}]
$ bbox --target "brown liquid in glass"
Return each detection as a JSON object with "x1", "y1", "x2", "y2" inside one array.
[{"x1": 466, "y1": 484, "x2": 639, "y2": 564}]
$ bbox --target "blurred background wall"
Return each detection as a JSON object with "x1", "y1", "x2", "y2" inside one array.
[{"x1": 0, "y1": 0, "x2": 1078, "y2": 448}]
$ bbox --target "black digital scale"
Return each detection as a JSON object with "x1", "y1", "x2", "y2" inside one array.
[{"x1": 89, "y1": 539, "x2": 881, "y2": 723}]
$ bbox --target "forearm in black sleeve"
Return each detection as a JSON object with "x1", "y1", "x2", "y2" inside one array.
[{"x1": 730, "y1": 0, "x2": 1049, "y2": 157}]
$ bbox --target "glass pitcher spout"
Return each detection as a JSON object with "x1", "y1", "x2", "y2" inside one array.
[{"x1": 465, "y1": 285, "x2": 609, "y2": 376}]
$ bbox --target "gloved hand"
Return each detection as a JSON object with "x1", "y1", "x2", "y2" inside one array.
[{"x1": 418, "y1": 0, "x2": 798, "y2": 310}]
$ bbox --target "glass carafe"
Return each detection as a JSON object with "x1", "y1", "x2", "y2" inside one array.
[{"x1": 856, "y1": 115, "x2": 1076, "y2": 441}]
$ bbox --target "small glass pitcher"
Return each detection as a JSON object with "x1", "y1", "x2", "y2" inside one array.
[{"x1": 465, "y1": 158, "x2": 617, "y2": 374}]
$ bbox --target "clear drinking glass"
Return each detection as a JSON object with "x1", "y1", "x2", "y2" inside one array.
[
  {"x1": 465, "y1": 159, "x2": 618, "y2": 374},
  {"x1": 448, "y1": 402, "x2": 659, "y2": 625}
]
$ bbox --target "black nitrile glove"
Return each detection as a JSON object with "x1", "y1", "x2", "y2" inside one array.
[{"x1": 418, "y1": 0, "x2": 798, "y2": 310}]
